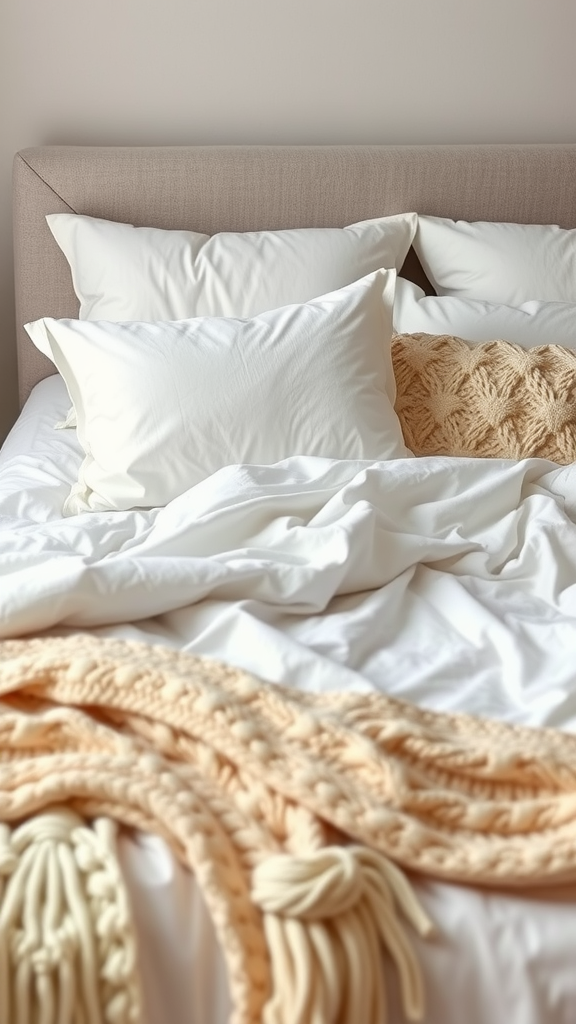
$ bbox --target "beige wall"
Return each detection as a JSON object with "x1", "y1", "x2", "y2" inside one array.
[{"x1": 1, "y1": 0, "x2": 575, "y2": 441}]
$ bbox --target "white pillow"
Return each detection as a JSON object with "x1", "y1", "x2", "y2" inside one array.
[
  {"x1": 393, "y1": 278, "x2": 576, "y2": 349},
  {"x1": 25, "y1": 270, "x2": 410, "y2": 515},
  {"x1": 414, "y1": 216, "x2": 576, "y2": 305},
  {"x1": 47, "y1": 211, "x2": 417, "y2": 321}
]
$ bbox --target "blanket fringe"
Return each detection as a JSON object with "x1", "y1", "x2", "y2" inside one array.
[
  {"x1": 252, "y1": 845, "x2": 434, "y2": 1023},
  {"x1": 0, "y1": 807, "x2": 141, "y2": 1024}
]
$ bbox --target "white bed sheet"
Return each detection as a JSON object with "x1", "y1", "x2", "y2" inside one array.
[{"x1": 2, "y1": 375, "x2": 576, "y2": 1024}]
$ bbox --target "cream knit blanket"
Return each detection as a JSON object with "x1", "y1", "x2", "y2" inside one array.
[{"x1": 2, "y1": 634, "x2": 576, "y2": 1024}]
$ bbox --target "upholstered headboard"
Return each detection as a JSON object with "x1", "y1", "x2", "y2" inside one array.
[{"x1": 13, "y1": 143, "x2": 576, "y2": 405}]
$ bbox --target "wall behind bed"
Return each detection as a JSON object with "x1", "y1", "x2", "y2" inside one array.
[{"x1": 1, "y1": 0, "x2": 575, "y2": 443}]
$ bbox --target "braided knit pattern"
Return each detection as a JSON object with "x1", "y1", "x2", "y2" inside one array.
[
  {"x1": 392, "y1": 332, "x2": 576, "y2": 461},
  {"x1": 2, "y1": 635, "x2": 576, "y2": 1020}
]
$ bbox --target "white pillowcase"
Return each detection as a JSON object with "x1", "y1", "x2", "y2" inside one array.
[
  {"x1": 414, "y1": 216, "x2": 576, "y2": 305},
  {"x1": 47, "y1": 211, "x2": 417, "y2": 321},
  {"x1": 25, "y1": 270, "x2": 410, "y2": 515},
  {"x1": 393, "y1": 278, "x2": 576, "y2": 349}
]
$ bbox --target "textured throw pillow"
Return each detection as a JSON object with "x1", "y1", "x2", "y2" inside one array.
[
  {"x1": 47, "y1": 211, "x2": 417, "y2": 321},
  {"x1": 393, "y1": 278, "x2": 576, "y2": 350},
  {"x1": 25, "y1": 270, "x2": 411, "y2": 514},
  {"x1": 414, "y1": 216, "x2": 576, "y2": 305},
  {"x1": 392, "y1": 332, "x2": 576, "y2": 463}
]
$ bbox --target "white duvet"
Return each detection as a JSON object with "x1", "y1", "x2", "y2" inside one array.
[{"x1": 2, "y1": 375, "x2": 576, "y2": 1023}]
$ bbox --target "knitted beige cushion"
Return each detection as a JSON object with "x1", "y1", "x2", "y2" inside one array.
[{"x1": 392, "y1": 333, "x2": 576, "y2": 463}]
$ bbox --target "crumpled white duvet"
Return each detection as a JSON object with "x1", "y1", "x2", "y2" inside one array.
[
  {"x1": 2, "y1": 375, "x2": 576, "y2": 1023},
  {"x1": 2, "y1": 378, "x2": 576, "y2": 729}
]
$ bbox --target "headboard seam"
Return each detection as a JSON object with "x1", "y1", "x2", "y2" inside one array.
[{"x1": 15, "y1": 153, "x2": 77, "y2": 214}]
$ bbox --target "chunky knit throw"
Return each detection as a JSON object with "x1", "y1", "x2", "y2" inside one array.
[
  {"x1": 392, "y1": 332, "x2": 576, "y2": 461},
  {"x1": 2, "y1": 635, "x2": 576, "y2": 1023}
]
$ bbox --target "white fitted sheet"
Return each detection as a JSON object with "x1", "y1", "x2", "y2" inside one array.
[{"x1": 2, "y1": 376, "x2": 576, "y2": 1023}]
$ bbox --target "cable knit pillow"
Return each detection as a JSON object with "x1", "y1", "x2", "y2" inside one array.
[{"x1": 392, "y1": 333, "x2": 576, "y2": 463}]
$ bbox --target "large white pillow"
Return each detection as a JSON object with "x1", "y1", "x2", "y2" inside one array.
[
  {"x1": 413, "y1": 216, "x2": 576, "y2": 305},
  {"x1": 47, "y1": 211, "x2": 417, "y2": 321},
  {"x1": 25, "y1": 270, "x2": 410, "y2": 515},
  {"x1": 394, "y1": 278, "x2": 576, "y2": 349}
]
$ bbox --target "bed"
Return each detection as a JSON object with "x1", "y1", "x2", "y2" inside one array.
[{"x1": 2, "y1": 143, "x2": 576, "y2": 1024}]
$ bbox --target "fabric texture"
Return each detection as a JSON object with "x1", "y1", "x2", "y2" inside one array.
[
  {"x1": 25, "y1": 270, "x2": 411, "y2": 514},
  {"x1": 3, "y1": 635, "x2": 576, "y2": 1024},
  {"x1": 46, "y1": 211, "x2": 416, "y2": 323},
  {"x1": 392, "y1": 332, "x2": 576, "y2": 462},
  {"x1": 414, "y1": 215, "x2": 576, "y2": 305},
  {"x1": 393, "y1": 278, "x2": 576, "y2": 350}
]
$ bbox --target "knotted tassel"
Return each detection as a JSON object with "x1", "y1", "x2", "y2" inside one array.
[
  {"x1": 252, "y1": 845, "x2": 434, "y2": 1024},
  {"x1": 0, "y1": 807, "x2": 141, "y2": 1024}
]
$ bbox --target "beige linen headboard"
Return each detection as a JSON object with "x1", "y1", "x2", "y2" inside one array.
[{"x1": 13, "y1": 143, "x2": 576, "y2": 405}]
